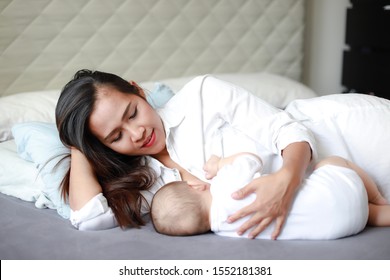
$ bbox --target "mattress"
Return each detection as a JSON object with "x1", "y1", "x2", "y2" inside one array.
[{"x1": 1, "y1": 1, "x2": 389, "y2": 273}]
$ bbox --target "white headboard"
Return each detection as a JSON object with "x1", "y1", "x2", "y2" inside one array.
[{"x1": 0, "y1": 0, "x2": 306, "y2": 97}]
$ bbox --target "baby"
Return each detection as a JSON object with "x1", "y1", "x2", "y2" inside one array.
[{"x1": 150, "y1": 153, "x2": 390, "y2": 239}]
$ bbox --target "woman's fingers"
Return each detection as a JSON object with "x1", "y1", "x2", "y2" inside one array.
[
  {"x1": 247, "y1": 217, "x2": 273, "y2": 239},
  {"x1": 231, "y1": 181, "x2": 255, "y2": 200},
  {"x1": 234, "y1": 211, "x2": 272, "y2": 238},
  {"x1": 271, "y1": 216, "x2": 285, "y2": 240},
  {"x1": 227, "y1": 203, "x2": 255, "y2": 224},
  {"x1": 230, "y1": 211, "x2": 285, "y2": 239}
]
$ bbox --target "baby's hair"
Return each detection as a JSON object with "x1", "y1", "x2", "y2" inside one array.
[{"x1": 150, "y1": 181, "x2": 208, "y2": 236}]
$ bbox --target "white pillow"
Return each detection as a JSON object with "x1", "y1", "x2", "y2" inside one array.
[
  {"x1": 0, "y1": 140, "x2": 44, "y2": 202},
  {"x1": 286, "y1": 94, "x2": 390, "y2": 201},
  {"x1": 11, "y1": 122, "x2": 71, "y2": 218},
  {"x1": 216, "y1": 72, "x2": 317, "y2": 108},
  {"x1": 142, "y1": 72, "x2": 317, "y2": 108},
  {"x1": 0, "y1": 90, "x2": 60, "y2": 142}
]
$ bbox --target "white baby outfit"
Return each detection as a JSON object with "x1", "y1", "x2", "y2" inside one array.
[{"x1": 210, "y1": 154, "x2": 369, "y2": 240}]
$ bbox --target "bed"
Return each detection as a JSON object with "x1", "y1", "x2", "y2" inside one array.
[{"x1": 1, "y1": 0, "x2": 390, "y2": 261}]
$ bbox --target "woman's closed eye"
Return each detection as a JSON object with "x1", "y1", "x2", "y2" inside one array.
[
  {"x1": 111, "y1": 107, "x2": 137, "y2": 143},
  {"x1": 129, "y1": 107, "x2": 138, "y2": 119},
  {"x1": 112, "y1": 132, "x2": 122, "y2": 143}
]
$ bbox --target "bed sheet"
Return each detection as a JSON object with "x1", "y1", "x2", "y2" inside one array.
[{"x1": 1, "y1": 192, "x2": 390, "y2": 260}]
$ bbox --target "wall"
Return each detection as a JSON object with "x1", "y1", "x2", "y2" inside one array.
[{"x1": 303, "y1": 0, "x2": 350, "y2": 95}]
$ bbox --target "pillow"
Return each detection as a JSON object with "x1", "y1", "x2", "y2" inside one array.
[
  {"x1": 286, "y1": 94, "x2": 390, "y2": 202},
  {"x1": 0, "y1": 83, "x2": 175, "y2": 143},
  {"x1": 215, "y1": 72, "x2": 317, "y2": 108},
  {"x1": 144, "y1": 82, "x2": 175, "y2": 108},
  {"x1": 0, "y1": 140, "x2": 44, "y2": 202},
  {"x1": 141, "y1": 72, "x2": 318, "y2": 108},
  {"x1": 12, "y1": 122, "x2": 71, "y2": 219},
  {"x1": 0, "y1": 90, "x2": 60, "y2": 142}
]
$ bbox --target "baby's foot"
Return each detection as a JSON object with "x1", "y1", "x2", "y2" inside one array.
[{"x1": 203, "y1": 155, "x2": 221, "y2": 179}]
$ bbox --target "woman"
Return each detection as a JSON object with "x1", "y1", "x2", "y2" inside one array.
[{"x1": 56, "y1": 69, "x2": 315, "y2": 239}]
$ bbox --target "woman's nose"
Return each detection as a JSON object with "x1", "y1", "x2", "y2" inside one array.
[{"x1": 127, "y1": 125, "x2": 145, "y2": 143}]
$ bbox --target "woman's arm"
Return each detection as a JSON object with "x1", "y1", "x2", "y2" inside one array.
[
  {"x1": 68, "y1": 148, "x2": 119, "y2": 230},
  {"x1": 69, "y1": 148, "x2": 103, "y2": 210},
  {"x1": 228, "y1": 142, "x2": 312, "y2": 239}
]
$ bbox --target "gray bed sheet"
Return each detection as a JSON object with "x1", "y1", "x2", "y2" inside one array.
[{"x1": 1, "y1": 193, "x2": 389, "y2": 260}]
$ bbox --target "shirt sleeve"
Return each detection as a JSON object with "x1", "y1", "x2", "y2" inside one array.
[
  {"x1": 198, "y1": 75, "x2": 317, "y2": 160},
  {"x1": 70, "y1": 193, "x2": 118, "y2": 231}
]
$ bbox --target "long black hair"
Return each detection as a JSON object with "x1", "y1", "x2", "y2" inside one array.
[{"x1": 56, "y1": 69, "x2": 156, "y2": 228}]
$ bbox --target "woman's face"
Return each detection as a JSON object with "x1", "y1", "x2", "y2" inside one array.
[{"x1": 89, "y1": 85, "x2": 166, "y2": 156}]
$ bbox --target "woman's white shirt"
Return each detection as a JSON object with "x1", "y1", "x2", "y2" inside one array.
[
  {"x1": 70, "y1": 75, "x2": 317, "y2": 230},
  {"x1": 159, "y1": 75, "x2": 317, "y2": 178}
]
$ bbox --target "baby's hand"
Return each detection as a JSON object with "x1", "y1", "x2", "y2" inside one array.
[{"x1": 203, "y1": 155, "x2": 221, "y2": 179}]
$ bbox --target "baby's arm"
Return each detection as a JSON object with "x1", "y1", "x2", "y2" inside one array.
[{"x1": 203, "y1": 152, "x2": 259, "y2": 179}]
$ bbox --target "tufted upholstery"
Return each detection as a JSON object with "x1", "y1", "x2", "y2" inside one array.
[{"x1": 0, "y1": 0, "x2": 305, "y2": 96}]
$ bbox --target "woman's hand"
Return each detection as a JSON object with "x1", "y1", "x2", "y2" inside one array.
[
  {"x1": 228, "y1": 142, "x2": 312, "y2": 240},
  {"x1": 228, "y1": 169, "x2": 297, "y2": 239}
]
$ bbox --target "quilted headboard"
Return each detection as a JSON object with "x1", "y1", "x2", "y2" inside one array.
[{"x1": 0, "y1": 0, "x2": 306, "y2": 97}]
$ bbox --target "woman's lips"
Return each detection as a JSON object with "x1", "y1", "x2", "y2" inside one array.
[{"x1": 142, "y1": 130, "x2": 155, "y2": 148}]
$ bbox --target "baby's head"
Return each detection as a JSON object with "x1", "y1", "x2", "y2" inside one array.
[{"x1": 150, "y1": 181, "x2": 211, "y2": 236}]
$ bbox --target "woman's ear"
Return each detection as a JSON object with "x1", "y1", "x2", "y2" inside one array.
[{"x1": 129, "y1": 80, "x2": 146, "y2": 98}]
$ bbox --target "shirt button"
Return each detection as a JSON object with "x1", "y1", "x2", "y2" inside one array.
[{"x1": 173, "y1": 169, "x2": 180, "y2": 180}]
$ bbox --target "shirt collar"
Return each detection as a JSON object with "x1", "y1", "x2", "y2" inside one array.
[{"x1": 157, "y1": 107, "x2": 185, "y2": 140}]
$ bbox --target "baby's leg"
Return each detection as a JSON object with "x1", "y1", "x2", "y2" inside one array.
[
  {"x1": 316, "y1": 156, "x2": 390, "y2": 227},
  {"x1": 315, "y1": 156, "x2": 388, "y2": 205},
  {"x1": 368, "y1": 204, "x2": 390, "y2": 226}
]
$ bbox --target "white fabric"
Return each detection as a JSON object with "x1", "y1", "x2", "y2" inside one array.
[
  {"x1": 286, "y1": 94, "x2": 390, "y2": 202},
  {"x1": 159, "y1": 75, "x2": 317, "y2": 178},
  {"x1": 70, "y1": 193, "x2": 118, "y2": 231},
  {"x1": 141, "y1": 72, "x2": 317, "y2": 109},
  {"x1": 0, "y1": 140, "x2": 44, "y2": 201},
  {"x1": 12, "y1": 122, "x2": 71, "y2": 218},
  {"x1": 0, "y1": 90, "x2": 60, "y2": 142},
  {"x1": 211, "y1": 158, "x2": 369, "y2": 240},
  {"x1": 72, "y1": 75, "x2": 316, "y2": 230}
]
